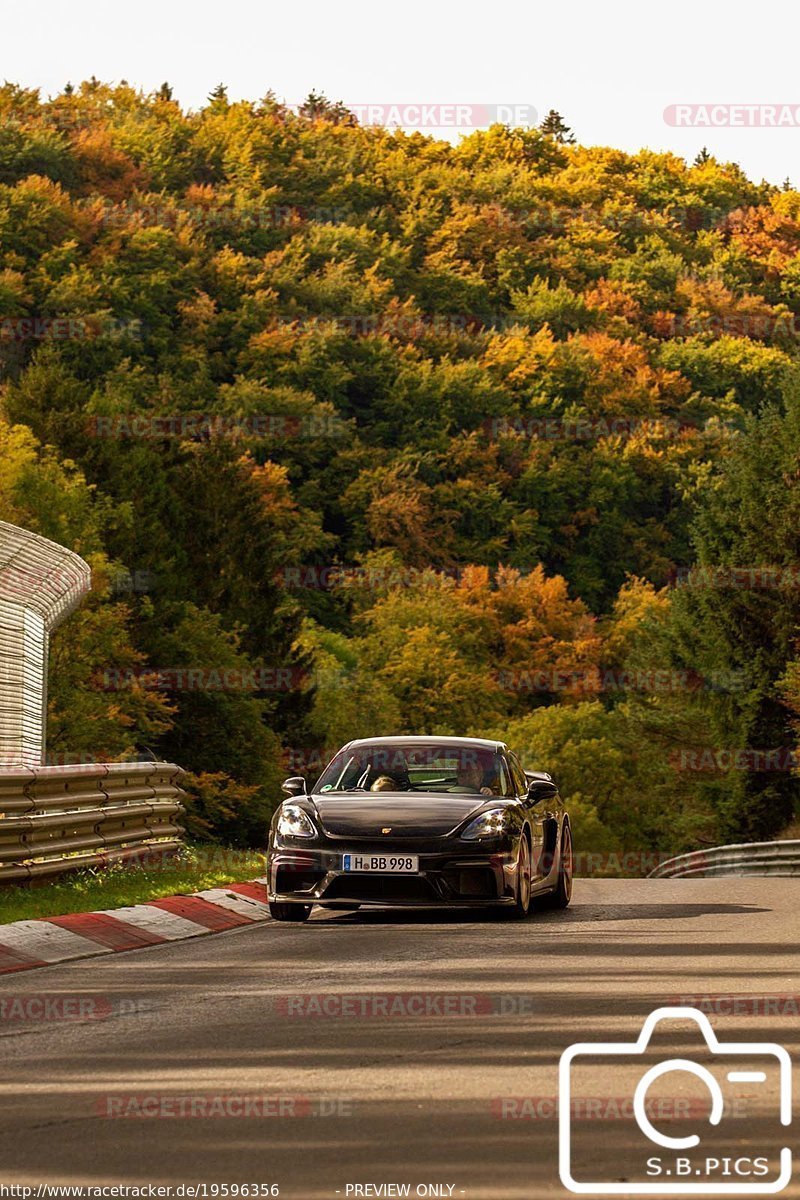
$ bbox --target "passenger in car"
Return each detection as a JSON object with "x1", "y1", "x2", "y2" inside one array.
[{"x1": 370, "y1": 775, "x2": 397, "y2": 791}]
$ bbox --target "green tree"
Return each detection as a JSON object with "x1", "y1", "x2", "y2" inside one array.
[
  {"x1": 539, "y1": 109, "x2": 575, "y2": 144},
  {"x1": 642, "y1": 376, "x2": 800, "y2": 839}
]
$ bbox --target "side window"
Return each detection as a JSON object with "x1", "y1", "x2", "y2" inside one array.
[
  {"x1": 495, "y1": 759, "x2": 512, "y2": 796},
  {"x1": 507, "y1": 752, "x2": 528, "y2": 796}
]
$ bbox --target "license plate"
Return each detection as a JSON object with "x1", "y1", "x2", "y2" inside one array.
[{"x1": 342, "y1": 853, "x2": 419, "y2": 873}]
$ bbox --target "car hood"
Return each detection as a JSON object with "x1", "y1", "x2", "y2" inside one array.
[{"x1": 309, "y1": 792, "x2": 489, "y2": 838}]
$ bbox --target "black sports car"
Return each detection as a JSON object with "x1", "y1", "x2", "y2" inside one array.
[{"x1": 266, "y1": 736, "x2": 572, "y2": 921}]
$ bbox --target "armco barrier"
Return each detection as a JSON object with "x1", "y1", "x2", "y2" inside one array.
[
  {"x1": 0, "y1": 761, "x2": 185, "y2": 883},
  {"x1": 649, "y1": 840, "x2": 800, "y2": 879}
]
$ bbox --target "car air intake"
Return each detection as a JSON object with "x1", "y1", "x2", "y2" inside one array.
[{"x1": 325, "y1": 875, "x2": 437, "y2": 902}]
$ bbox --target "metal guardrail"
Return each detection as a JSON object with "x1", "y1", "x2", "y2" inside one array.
[
  {"x1": 0, "y1": 761, "x2": 186, "y2": 883},
  {"x1": 649, "y1": 840, "x2": 800, "y2": 878}
]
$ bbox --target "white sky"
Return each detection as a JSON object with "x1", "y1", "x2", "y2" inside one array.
[{"x1": 4, "y1": 0, "x2": 800, "y2": 186}]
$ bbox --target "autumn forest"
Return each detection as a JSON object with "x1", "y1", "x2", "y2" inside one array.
[{"x1": 2, "y1": 81, "x2": 800, "y2": 864}]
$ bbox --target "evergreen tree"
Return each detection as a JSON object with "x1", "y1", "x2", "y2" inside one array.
[
  {"x1": 206, "y1": 83, "x2": 229, "y2": 110},
  {"x1": 539, "y1": 108, "x2": 575, "y2": 143},
  {"x1": 298, "y1": 90, "x2": 356, "y2": 125},
  {"x1": 659, "y1": 378, "x2": 800, "y2": 839}
]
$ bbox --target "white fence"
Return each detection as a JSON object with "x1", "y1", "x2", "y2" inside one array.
[{"x1": 0, "y1": 520, "x2": 91, "y2": 766}]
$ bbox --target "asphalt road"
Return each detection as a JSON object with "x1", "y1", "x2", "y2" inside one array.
[{"x1": 0, "y1": 879, "x2": 797, "y2": 1199}]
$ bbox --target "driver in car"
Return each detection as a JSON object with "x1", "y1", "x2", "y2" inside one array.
[{"x1": 456, "y1": 761, "x2": 494, "y2": 795}]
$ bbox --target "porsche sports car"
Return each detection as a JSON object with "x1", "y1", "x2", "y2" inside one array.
[{"x1": 266, "y1": 736, "x2": 572, "y2": 921}]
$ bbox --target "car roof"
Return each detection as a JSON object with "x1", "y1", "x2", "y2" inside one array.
[{"x1": 342, "y1": 735, "x2": 506, "y2": 753}]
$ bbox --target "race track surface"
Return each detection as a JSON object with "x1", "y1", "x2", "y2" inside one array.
[{"x1": 0, "y1": 879, "x2": 797, "y2": 1198}]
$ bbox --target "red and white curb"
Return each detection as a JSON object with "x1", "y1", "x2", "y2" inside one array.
[{"x1": 0, "y1": 880, "x2": 270, "y2": 975}]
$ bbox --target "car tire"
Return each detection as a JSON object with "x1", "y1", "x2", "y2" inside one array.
[
  {"x1": 506, "y1": 830, "x2": 532, "y2": 919},
  {"x1": 542, "y1": 821, "x2": 573, "y2": 910},
  {"x1": 269, "y1": 901, "x2": 312, "y2": 922}
]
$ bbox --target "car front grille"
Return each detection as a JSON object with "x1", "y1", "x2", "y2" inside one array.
[{"x1": 324, "y1": 874, "x2": 439, "y2": 903}]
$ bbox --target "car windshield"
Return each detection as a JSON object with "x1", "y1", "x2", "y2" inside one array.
[{"x1": 315, "y1": 741, "x2": 511, "y2": 796}]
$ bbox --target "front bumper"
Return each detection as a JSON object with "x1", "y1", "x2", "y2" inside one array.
[{"x1": 268, "y1": 844, "x2": 518, "y2": 907}]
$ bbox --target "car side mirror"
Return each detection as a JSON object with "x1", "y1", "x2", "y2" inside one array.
[
  {"x1": 281, "y1": 776, "x2": 308, "y2": 797},
  {"x1": 526, "y1": 778, "x2": 558, "y2": 803}
]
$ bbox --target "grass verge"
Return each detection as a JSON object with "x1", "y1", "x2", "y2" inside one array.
[{"x1": 0, "y1": 844, "x2": 266, "y2": 925}]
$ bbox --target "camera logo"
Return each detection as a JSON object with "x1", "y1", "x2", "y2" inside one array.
[{"x1": 559, "y1": 1006, "x2": 792, "y2": 1194}]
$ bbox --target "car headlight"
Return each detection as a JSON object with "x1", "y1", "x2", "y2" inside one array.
[
  {"x1": 276, "y1": 803, "x2": 317, "y2": 839},
  {"x1": 461, "y1": 807, "x2": 510, "y2": 840}
]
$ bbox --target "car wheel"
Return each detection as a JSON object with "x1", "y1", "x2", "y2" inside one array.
[
  {"x1": 544, "y1": 821, "x2": 573, "y2": 910},
  {"x1": 269, "y1": 901, "x2": 312, "y2": 922},
  {"x1": 507, "y1": 831, "x2": 532, "y2": 919}
]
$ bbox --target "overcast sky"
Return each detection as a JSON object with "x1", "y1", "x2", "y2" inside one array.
[{"x1": 4, "y1": 0, "x2": 800, "y2": 186}]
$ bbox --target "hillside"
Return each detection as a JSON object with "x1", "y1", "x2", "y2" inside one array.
[{"x1": 2, "y1": 80, "x2": 799, "y2": 860}]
